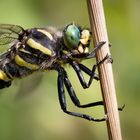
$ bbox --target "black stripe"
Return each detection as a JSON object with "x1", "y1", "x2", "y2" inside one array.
[
  {"x1": 31, "y1": 29, "x2": 53, "y2": 47},
  {"x1": 18, "y1": 51, "x2": 41, "y2": 65}
]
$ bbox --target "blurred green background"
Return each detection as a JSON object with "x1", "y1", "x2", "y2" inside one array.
[{"x1": 0, "y1": 0, "x2": 140, "y2": 140}]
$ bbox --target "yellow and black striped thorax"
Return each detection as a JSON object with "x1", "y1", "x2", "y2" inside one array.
[
  {"x1": 14, "y1": 28, "x2": 59, "y2": 71},
  {"x1": 25, "y1": 28, "x2": 56, "y2": 56}
]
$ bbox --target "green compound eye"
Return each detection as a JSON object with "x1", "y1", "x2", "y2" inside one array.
[{"x1": 63, "y1": 24, "x2": 80, "y2": 49}]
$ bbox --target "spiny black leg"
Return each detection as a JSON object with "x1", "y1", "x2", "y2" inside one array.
[
  {"x1": 87, "y1": 54, "x2": 113, "y2": 86},
  {"x1": 57, "y1": 66, "x2": 106, "y2": 122},
  {"x1": 57, "y1": 67, "x2": 67, "y2": 112},
  {"x1": 69, "y1": 54, "x2": 108, "y2": 89},
  {"x1": 64, "y1": 73, "x2": 103, "y2": 108},
  {"x1": 69, "y1": 60, "x2": 95, "y2": 89},
  {"x1": 86, "y1": 41, "x2": 106, "y2": 59},
  {"x1": 78, "y1": 63, "x2": 99, "y2": 80},
  {"x1": 118, "y1": 104, "x2": 125, "y2": 111}
]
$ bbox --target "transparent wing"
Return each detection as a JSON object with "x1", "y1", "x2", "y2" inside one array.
[
  {"x1": 0, "y1": 36, "x2": 17, "y2": 45},
  {"x1": 0, "y1": 24, "x2": 24, "y2": 45}
]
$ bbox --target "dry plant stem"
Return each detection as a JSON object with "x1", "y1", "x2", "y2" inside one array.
[{"x1": 87, "y1": 0, "x2": 122, "y2": 140}]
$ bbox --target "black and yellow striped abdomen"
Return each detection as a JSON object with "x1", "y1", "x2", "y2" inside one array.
[{"x1": 0, "y1": 50, "x2": 41, "y2": 89}]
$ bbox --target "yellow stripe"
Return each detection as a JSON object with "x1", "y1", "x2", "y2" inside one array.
[
  {"x1": 19, "y1": 48, "x2": 31, "y2": 54},
  {"x1": 15, "y1": 55, "x2": 39, "y2": 70},
  {"x1": 19, "y1": 48, "x2": 38, "y2": 57},
  {"x1": 27, "y1": 38, "x2": 52, "y2": 56},
  {"x1": 37, "y1": 29, "x2": 53, "y2": 40},
  {"x1": 0, "y1": 70, "x2": 10, "y2": 81}
]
